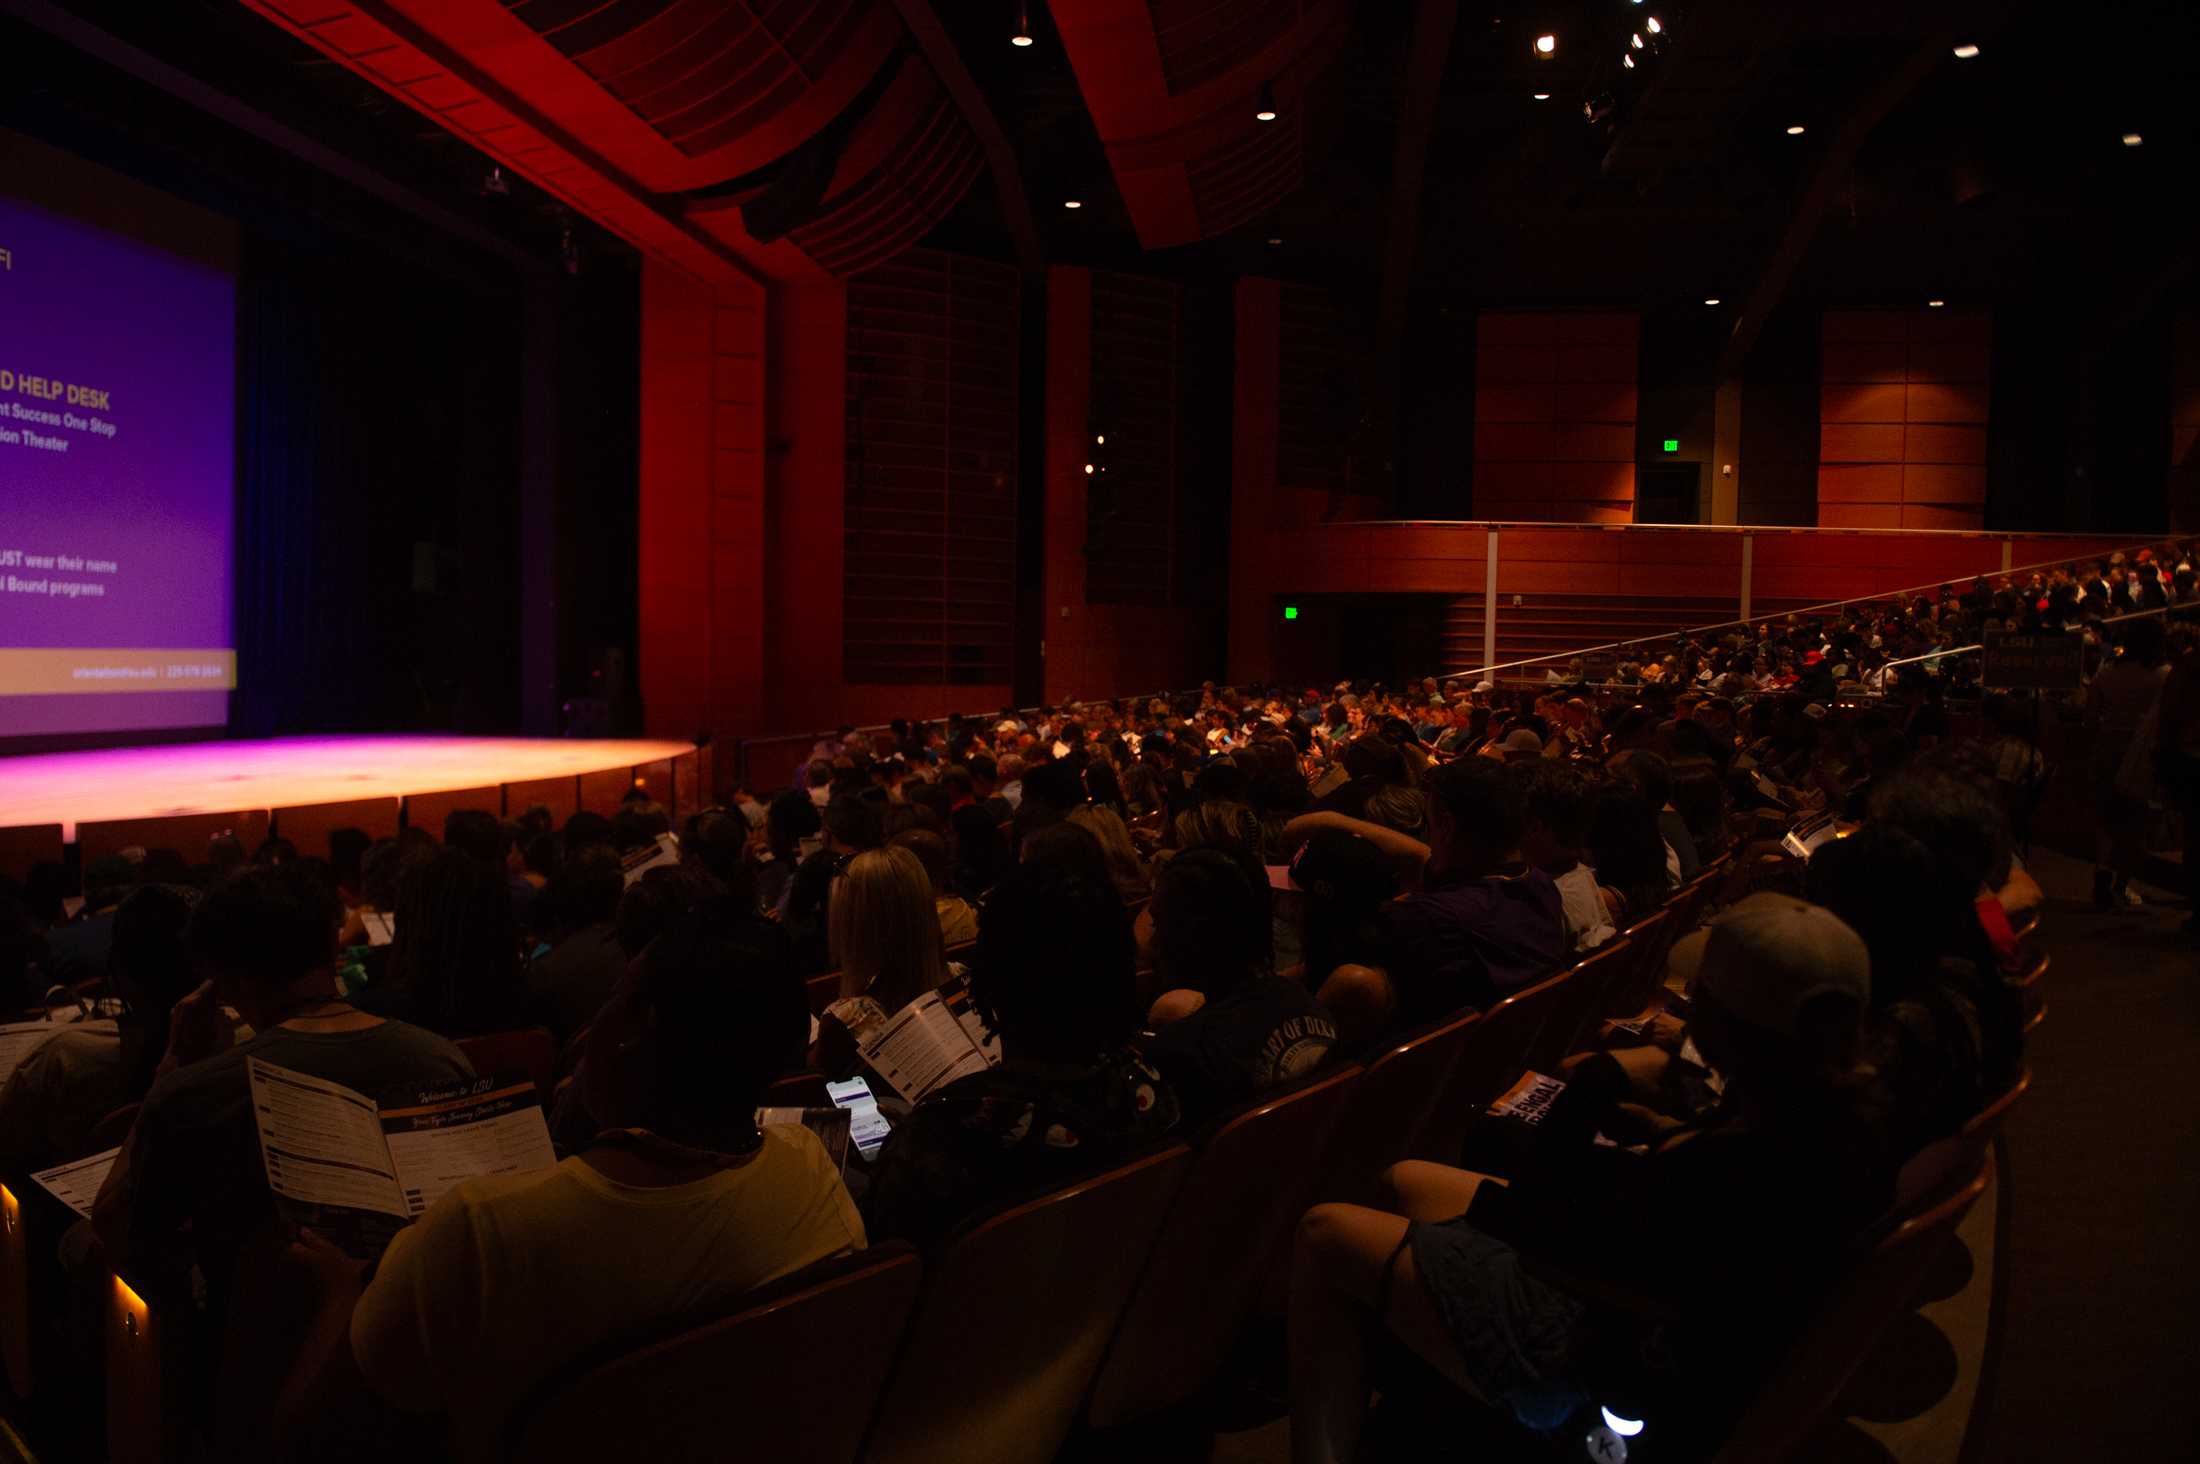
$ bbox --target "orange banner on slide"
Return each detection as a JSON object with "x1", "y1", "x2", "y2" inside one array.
[{"x1": 0, "y1": 649, "x2": 236, "y2": 695}]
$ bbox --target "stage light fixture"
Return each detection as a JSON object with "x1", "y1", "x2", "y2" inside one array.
[
  {"x1": 1255, "y1": 81, "x2": 1278, "y2": 122},
  {"x1": 2122, "y1": 132, "x2": 2144, "y2": 147},
  {"x1": 482, "y1": 165, "x2": 509, "y2": 197},
  {"x1": 1928, "y1": 299, "x2": 1945, "y2": 308},
  {"x1": 1952, "y1": 42, "x2": 1980, "y2": 58},
  {"x1": 1645, "y1": 16, "x2": 1663, "y2": 34},
  {"x1": 1601, "y1": 1409, "x2": 1646, "y2": 1439},
  {"x1": 1084, "y1": 462, "x2": 1096, "y2": 475},
  {"x1": 1623, "y1": 54, "x2": 1635, "y2": 69},
  {"x1": 1095, "y1": 433, "x2": 1106, "y2": 445},
  {"x1": 1012, "y1": 3, "x2": 1032, "y2": 46},
  {"x1": 1786, "y1": 124, "x2": 1806, "y2": 135},
  {"x1": 1532, "y1": 92, "x2": 1551, "y2": 101},
  {"x1": 1535, "y1": 33, "x2": 1556, "y2": 55},
  {"x1": 1267, "y1": 235, "x2": 1282, "y2": 245},
  {"x1": 1064, "y1": 198, "x2": 1083, "y2": 208},
  {"x1": 1704, "y1": 297, "x2": 1721, "y2": 305},
  {"x1": 1631, "y1": 32, "x2": 1645, "y2": 49}
]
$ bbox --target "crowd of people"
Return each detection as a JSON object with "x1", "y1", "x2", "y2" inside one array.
[{"x1": 0, "y1": 553, "x2": 2193, "y2": 1461}]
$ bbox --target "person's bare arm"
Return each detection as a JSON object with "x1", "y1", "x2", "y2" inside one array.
[{"x1": 1279, "y1": 811, "x2": 1431, "y2": 890}]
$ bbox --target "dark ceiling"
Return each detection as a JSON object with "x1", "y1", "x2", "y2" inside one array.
[{"x1": 5, "y1": 0, "x2": 2199, "y2": 323}]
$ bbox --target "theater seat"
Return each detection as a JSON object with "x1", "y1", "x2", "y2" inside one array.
[
  {"x1": 862, "y1": 1145, "x2": 1192, "y2": 1464},
  {"x1": 1414, "y1": 970, "x2": 1574, "y2": 1165},
  {"x1": 1708, "y1": 1152, "x2": 1992, "y2": 1464},
  {"x1": 1531, "y1": 934, "x2": 1638, "y2": 1071},
  {"x1": 1314, "y1": 1014, "x2": 1479, "y2": 1205},
  {"x1": 1599, "y1": 907, "x2": 1673, "y2": 1020},
  {"x1": 504, "y1": 1245, "x2": 923, "y2": 1464},
  {"x1": 454, "y1": 1028, "x2": 558, "y2": 1108},
  {"x1": 1086, "y1": 1067, "x2": 1359, "y2": 1428}
]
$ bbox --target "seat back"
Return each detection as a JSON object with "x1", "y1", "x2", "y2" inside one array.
[
  {"x1": 505, "y1": 1246, "x2": 923, "y2": 1464},
  {"x1": 0, "y1": 1183, "x2": 28, "y2": 1399},
  {"x1": 2014, "y1": 949, "x2": 2048, "y2": 1034},
  {"x1": 863, "y1": 1145, "x2": 1192, "y2": 1464},
  {"x1": 1529, "y1": 935, "x2": 1637, "y2": 1071},
  {"x1": 454, "y1": 1027, "x2": 559, "y2": 1107},
  {"x1": 1599, "y1": 907, "x2": 1673, "y2": 1020},
  {"x1": 1958, "y1": 1070, "x2": 2029, "y2": 1155},
  {"x1": 1413, "y1": 970, "x2": 1570, "y2": 1164},
  {"x1": 1086, "y1": 1068, "x2": 1360, "y2": 1428},
  {"x1": 1710, "y1": 1153, "x2": 1991, "y2": 1464},
  {"x1": 1315, "y1": 1013, "x2": 1481, "y2": 1203}
]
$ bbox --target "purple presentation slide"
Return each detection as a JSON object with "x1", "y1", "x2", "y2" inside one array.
[{"x1": 0, "y1": 194, "x2": 235, "y2": 737}]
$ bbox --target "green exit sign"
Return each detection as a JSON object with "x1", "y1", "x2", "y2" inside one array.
[
  {"x1": 1662, "y1": 439, "x2": 1680, "y2": 453},
  {"x1": 1283, "y1": 605, "x2": 1300, "y2": 621}
]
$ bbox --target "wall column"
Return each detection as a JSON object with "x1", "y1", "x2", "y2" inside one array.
[{"x1": 1228, "y1": 278, "x2": 1281, "y2": 684}]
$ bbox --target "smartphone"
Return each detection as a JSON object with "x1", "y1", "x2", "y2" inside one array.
[{"x1": 826, "y1": 1076, "x2": 892, "y2": 1159}]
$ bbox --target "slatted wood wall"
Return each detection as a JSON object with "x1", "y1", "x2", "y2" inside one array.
[
  {"x1": 1086, "y1": 271, "x2": 1180, "y2": 606},
  {"x1": 1471, "y1": 311, "x2": 1639, "y2": 524},
  {"x1": 1819, "y1": 309, "x2": 1991, "y2": 530},
  {"x1": 1278, "y1": 283, "x2": 1372, "y2": 499},
  {"x1": 842, "y1": 249, "x2": 1019, "y2": 686}
]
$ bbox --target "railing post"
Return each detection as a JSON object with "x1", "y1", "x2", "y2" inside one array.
[
  {"x1": 1739, "y1": 533, "x2": 1754, "y2": 623},
  {"x1": 1483, "y1": 528, "x2": 1500, "y2": 676},
  {"x1": 2001, "y1": 538, "x2": 2013, "y2": 573}
]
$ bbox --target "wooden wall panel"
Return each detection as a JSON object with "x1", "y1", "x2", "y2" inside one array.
[
  {"x1": 844, "y1": 250, "x2": 1020, "y2": 688},
  {"x1": 1819, "y1": 310, "x2": 1991, "y2": 530},
  {"x1": 2170, "y1": 310, "x2": 2200, "y2": 531},
  {"x1": 1473, "y1": 312, "x2": 1638, "y2": 522}
]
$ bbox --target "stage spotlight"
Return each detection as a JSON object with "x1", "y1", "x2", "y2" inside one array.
[
  {"x1": 2122, "y1": 132, "x2": 2144, "y2": 147},
  {"x1": 1623, "y1": 54, "x2": 1635, "y2": 69},
  {"x1": 1535, "y1": 33, "x2": 1556, "y2": 55},
  {"x1": 1095, "y1": 433, "x2": 1106, "y2": 445},
  {"x1": 1952, "y1": 42, "x2": 1980, "y2": 58},
  {"x1": 1084, "y1": 463, "x2": 1096, "y2": 475},
  {"x1": 1255, "y1": 81, "x2": 1278, "y2": 122},
  {"x1": 1928, "y1": 299, "x2": 1945, "y2": 308},
  {"x1": 1012, "y1": 3, "x2": 1032, "y2": 46},
  {"x1": 1064, "y1": 198, "x2": 1083, "y2": 208},
  {"x1": 1786, "y1": 124, "x2": 1806, "y2": 135},
  {"x1": 1645, "y1": 15, "x2": 1663, "y2": 34},
  {"x1": 1704, "y1": 297, "x2": 1721, "y2": 306},
  {"x1": 1532, "y1": 92, "x2": 1551, "y2": 100},
  {"x1": 1631, "y1": 33, "x2": 1645, "y2": 49}
]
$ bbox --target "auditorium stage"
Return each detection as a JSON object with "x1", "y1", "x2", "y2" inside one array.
[{"x1": 0, "y1": 735, "x2": 699, "y2": 867}]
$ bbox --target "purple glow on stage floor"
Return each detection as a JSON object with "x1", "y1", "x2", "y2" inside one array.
[{"x1": 0, "y1": 735, "x2": 695, "y2": 839}]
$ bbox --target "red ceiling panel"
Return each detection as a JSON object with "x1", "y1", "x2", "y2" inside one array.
[
  {"x1": 238, "y1": 0, "x2": 969, "y2": 283},
  {"x1": 1052, "y1": 0, "x2": 1348, "y2": 248}
]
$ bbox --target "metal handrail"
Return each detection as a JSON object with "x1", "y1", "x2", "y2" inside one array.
[{"x1": 1443, "y1": 535, "x2": 2187, "y2": 682}]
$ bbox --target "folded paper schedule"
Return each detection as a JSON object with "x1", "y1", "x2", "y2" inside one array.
[
  {"x1": 851, "y1": 973, "x2": 1003, "y2": 1106},
  {"x1": 246, "y1": 1059, "x2": 557, "y2": 1254}
]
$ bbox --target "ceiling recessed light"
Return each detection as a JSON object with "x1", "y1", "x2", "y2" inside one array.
[
  {"x1": 1063, "y1": 199, "x2": 1082, "y2": 209},
  {"x1": 1952, "y1": 42, "x2": 1980, "y2": 59},
  {"x1": 1012, "y1": 2, "x2": 1033, "y2": 46},
  {"x1": 1255, "y1": 80, "x2": 1278, "y2": 123},
  {"x1": 2122, "y1": 132, "x2": 2144, "y2": 147},
  {"x1": 1535, "y1": 33, "x2": 1556, "y2": 55},
  {"x1": 1927, "y1": 299, "x2": 1945, "y2": 308},
  {"x1": 1704, "y1": 297, "x2": 1721, "y2": 306},
  {"x1": 1785, "y1": 124, "x2": 1806, "y2": 135}
]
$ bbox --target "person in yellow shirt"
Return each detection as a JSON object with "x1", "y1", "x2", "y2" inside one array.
[{"x1": 346, "y1": 907, "x2": 863, "y2": 1462}]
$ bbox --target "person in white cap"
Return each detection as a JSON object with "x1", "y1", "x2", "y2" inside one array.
[{"x1": 1288, "y1": 892, "x2": 1891, "y2": 1463}]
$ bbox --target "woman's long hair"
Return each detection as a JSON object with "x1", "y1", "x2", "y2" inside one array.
[{"x1": 828, "y1": 846, "x2": 946, "y2": 1010}]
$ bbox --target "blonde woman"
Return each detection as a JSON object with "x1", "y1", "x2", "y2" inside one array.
[
  {"x1": 812, "y1": 846, "x2": 954, "y2": 1082},
  {"x1": 826, "y1": 845, "x2": 947, "y2": 1012},
  {"x1": 1068, "y1": 805, "x2": 1150, "y2": 902}
]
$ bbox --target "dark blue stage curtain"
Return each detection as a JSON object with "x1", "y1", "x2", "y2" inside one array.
[{"x1": 233, "y1": 242, "x2": 522, "y2": 737}]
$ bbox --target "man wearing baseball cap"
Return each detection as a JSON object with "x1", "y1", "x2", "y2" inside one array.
[{"x1": 1290, "y1": 893, "x2": 1894, "y2": 1459}]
